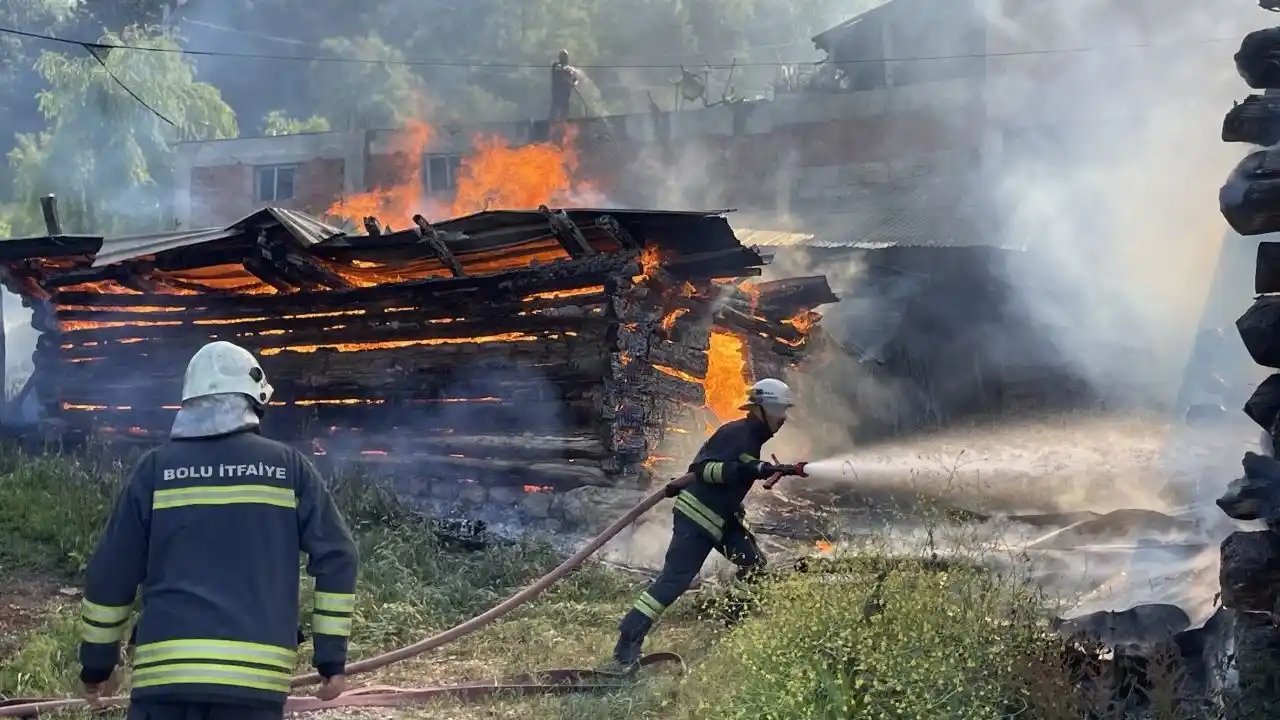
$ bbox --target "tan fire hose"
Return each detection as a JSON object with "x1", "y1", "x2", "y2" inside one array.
[{"x1": 0, "y1": 478, "x2": 691, "y2": 718}]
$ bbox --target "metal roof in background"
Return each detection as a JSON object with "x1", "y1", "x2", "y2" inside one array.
[
  {"x1": 733, "y1": 179, "x2": 998, "y2": 249},
  {"x1": 733, "y1": 228, "x2": 816, "y2": 247}
]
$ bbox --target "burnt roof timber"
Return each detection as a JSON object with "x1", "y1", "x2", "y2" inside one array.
[
  {"x1": 51, "y1": 251, "x2": 644, "y2": 310},
  {"x1": 7, "y1": 207, "x2": 761, "y2": 300},
  {"x1": 0, "y1": 235, "x2": 102, "y2": 261},
  {"x1": 412, "y1": 215, "x2": 466, "y2": 277}
]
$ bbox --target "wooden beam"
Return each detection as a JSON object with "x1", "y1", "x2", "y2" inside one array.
[
  {"x1": 1237, "y1": 28, "x2": 1280, "y2": 90},
  {"x1": 1222, "y1": 149, "x2": 1280, "y2": 236},
  {"x1": 256, "y1": 229, "x2": 353, "y2": 290},
  {"x1": 243, "y1": 256, "x2": 297, "y2": 293},
  {"x1": 1224, "y1": 95, "x2": 1280, "y2": 147},
  {"x1": 593, "y1": 214, "x2": 638, "y2": 250},
  {"x1": 412, "y1": 214, "x2": 465, "y2": 277},
  {"x1": 539, "y1": 205, "x2": 595, "y2": 256},
  {"x1": 1259, "y1": 243, "x2": 1280, "y2": 294},
  {"x1": 40, "y1": 195, "x2": 62, "y2": 236}
]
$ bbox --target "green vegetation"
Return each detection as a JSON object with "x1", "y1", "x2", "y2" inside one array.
[
  {"x1": 1, "y1": 448, "x2": 1199, "y2": 719},
  {"x1": 0, "y1": 0, "x2": 891, "y2": 235},
  {"x1": 262, "y1": 111, "x2": 331, "y2": 137}
]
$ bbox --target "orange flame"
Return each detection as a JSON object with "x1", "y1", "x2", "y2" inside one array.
[
  {"x1": 522, "y1": 285, "x2": 604, "y2": 302},
  {"x1": 451, "y1": 124, "x2": 591, "y2": 216},
  {"x1": 325, "y1": 120, "x2": 593, "y2": 228},
  {"x1": 258, "y1": 333, "x2": 536, "y2": 356},
  {"x1": 634, "y1": 246, "x2": 662, "y2": 283},
  {"x1": 523, "y1": 484, "x2": 554, "y2": 493},
  {"x1": 652, "y1": 329, "x2": 751, "y2": 428},
  {"x1": 660, "y1": 308, "x2": 688, "y2": 331},
  {"x1": 704, "y1": 330, "x2": 750, "y2": 424},
  {"x1": 325, "y1": 120, "x2": 432, "y2": 226},
  {"x1": 786, "y1": 310, "x2": 819, "y2": 334},
  {"x1": 815, "y1": 540, "x2": 833, "y2": 553}
]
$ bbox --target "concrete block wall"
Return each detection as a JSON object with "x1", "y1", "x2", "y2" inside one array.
[{"x1": 173, "y1": 77, "x2": 987, "y2": 228}]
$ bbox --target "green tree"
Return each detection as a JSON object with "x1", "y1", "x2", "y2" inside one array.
[
  {"x1": 6, "y1": 27, "x2": 237, "y2": 235},
  {"x1": 308, "y1": 34, "x2": 428, "y2": 130},
  {"x1": 262, "y1": 110, "x2": 331, "y2": 136}
]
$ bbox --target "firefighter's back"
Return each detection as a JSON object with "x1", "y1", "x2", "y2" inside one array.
[{"x1": 131, "y1": 432, "x2": 310, "y2": 707}]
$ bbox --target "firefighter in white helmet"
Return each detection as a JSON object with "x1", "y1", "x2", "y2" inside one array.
[
  {"x1": 607, "y1": 378, "x2": 808, "y2": 673},
  {"x1": 77, "y1": 341, "x2": 360, "y2": 720}
]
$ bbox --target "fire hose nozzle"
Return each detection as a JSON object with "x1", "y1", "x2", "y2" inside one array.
[{"x1": 762, "y1": 458, "x2": 808, "y2": 489}]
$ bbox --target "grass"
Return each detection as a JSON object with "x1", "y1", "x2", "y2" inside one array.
[{"x1": 0, "y1": 446, "x2": 1213, "y2": 719}]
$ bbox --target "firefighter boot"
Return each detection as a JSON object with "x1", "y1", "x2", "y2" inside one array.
[{"x1": 604, "y1": 609, "x2": 651, "y2": 675}]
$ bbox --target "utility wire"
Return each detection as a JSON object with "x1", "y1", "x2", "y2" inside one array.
[
  {"x1": 0, "y1": 25, "x2": 1241, "y2": 70},
  {"x1": 83, "y1": 44, "x2": 177, "y2": 127}
]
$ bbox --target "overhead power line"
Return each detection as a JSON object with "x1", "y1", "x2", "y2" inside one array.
[
  {"x1": 0, "y1": 25, "x2": 1240, "y2": 70},
  {"x1": 83, "y1": 44, "x2": 177, "y2": 127}
]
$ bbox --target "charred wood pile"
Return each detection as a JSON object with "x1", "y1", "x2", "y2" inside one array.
[
  {"x1": 0, "y1": 202, "x2": 835, "y2": 512},
  {"x1": 1218, "y1": 17, "x2": 1280, "y2": 719}
]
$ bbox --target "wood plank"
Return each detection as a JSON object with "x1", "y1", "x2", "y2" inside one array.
[
  {"x1": 56, "y1": 315, "x2": 610, "y2": 360},
  {"x1": 1257, "y1": 242, "x2": 1280, "y2": 294},
  {"x1": 59, "y1": 336, "x2": 610, "y2": 383},
  {"x1": 315, "y1": 431, "x2": 610, "y2": 461},
  {"x1": 61, "y1": 397, "x2": 604, "y2": 437},
  {"x1": 54, "y1": 291, "x2": 610, "y2": 340},
  {"x1": 411, "y1": 215, "x2": 466, "y2": 277},
  {"x1": 50, "y1": 251, "x2": 641, "y2": 309}
]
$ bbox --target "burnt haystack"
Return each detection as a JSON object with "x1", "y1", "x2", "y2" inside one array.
[{"x1": 0, "y1": 206, "x2": 835, "y2": 504}]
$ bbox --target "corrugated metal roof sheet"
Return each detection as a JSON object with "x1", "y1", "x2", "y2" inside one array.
[
  {"x1": 92, "y1": 207, "x2": 347, "y2": 267},
  {"x1": 255, "y1": 207, "x2": 347, "y2": 247},
  {"x1": 733, "y1": 228, "x2": 816, "y2": 247},
  {"x1": 93, "y1": 227, "x2": 237, "y2": 268},
  {"x1": 735, "y1": 179, "x2": 996, "y2": 249}
]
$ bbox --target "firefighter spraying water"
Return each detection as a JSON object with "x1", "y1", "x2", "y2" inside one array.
[{"x1": 607, "y1": 378, "x2": 809, "y2": 673}]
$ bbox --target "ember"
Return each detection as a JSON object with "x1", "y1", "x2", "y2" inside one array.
[{"x1": 4, "y1": 199, "x2": 835, "y2": 498}]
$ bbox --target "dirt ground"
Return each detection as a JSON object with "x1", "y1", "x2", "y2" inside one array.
[{"x1": 0, "y1": 572, "x2": 68, "y2": 660}]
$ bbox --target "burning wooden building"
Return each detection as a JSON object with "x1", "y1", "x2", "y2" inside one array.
[{"x1": 0, "y1": 202, "x2": 835, "y2": 511}]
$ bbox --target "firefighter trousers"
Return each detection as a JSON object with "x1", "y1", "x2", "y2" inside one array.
[
  {"x1": 613, "y1": 512, "x2": 766, "y2": 664},
  {"x1": 127, "y1": 700, "x2": 284, "y2": 720}
]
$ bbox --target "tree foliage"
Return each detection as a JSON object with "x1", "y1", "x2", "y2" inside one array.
[
  {"x1": 308, "y1": 34, "x2": 428, "y2": 130},
  {"x1": 6, "y1": 28, "x2": 236, "y2": 235},
  {"x1": 0, "y1": 0, "x2": 859, "y2": 221},
  {"x1": 262, "y1": 110, "x2": 330, "y2": 135}
]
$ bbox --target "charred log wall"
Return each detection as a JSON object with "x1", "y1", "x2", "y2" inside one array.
[
  {"x1": 1218, "y1": 19, "x2": 1280, "y2": 720},
  {"x1": 38, "y1": 252, "x2": 708, "y2": 490},
  {"x1": 5, "y1": 207, "x2": 835, "y2": 499}
]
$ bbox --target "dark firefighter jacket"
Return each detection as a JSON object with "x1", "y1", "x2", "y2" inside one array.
[
  {"x1": 77, "y1": 431, "x2": 359, "y2": 707},
  {"x1": 676, "y1": 413, "x2": 774, "y2": 542}
]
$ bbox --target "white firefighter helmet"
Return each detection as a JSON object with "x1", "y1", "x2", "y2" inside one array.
[
  {"x1": 740, "y1": 378, "x2": 794, "y2": 411},
  {"x1": 741, "y1": 378, "x2": 793, "y2": 431},
  {"x1": 181, "y1": 341, "x2": 274, "y2": 406}
]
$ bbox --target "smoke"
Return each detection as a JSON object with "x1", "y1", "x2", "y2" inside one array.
[{"x1": 981, "y1": 0, "x2": 1255, "y2": 413}]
